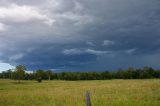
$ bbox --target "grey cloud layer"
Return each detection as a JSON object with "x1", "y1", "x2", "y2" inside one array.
[{"x1": 0, "y1": 0, "x2": 160, "y2": 71}]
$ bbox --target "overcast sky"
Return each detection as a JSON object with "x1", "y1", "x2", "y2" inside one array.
[{"x1": 0, "y1": 0, "x2": 160, "y2": 72}]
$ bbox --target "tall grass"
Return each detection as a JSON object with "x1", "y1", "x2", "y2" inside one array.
[{"x1": 0, "y1": 79, "x2": 160, "y2": 106}]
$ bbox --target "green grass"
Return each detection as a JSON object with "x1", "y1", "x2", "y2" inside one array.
[{"x1": 0, "y1": 79, "x2": 160, "y2": 106}]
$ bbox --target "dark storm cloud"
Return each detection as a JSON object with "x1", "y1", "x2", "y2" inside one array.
[{"x1": 0, "y1": 0, "x2": 160, "y2": 71}]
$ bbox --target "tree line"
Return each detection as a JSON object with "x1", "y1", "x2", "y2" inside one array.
[{"x1": 0, "y1": 65, "x2": 160, "y2": 81}]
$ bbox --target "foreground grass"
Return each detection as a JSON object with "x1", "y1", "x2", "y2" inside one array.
[{"x1": 0, "y1": 79, "x2": 160, "y2": 106}]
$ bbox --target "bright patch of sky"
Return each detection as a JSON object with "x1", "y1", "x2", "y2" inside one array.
[{"x1": 0, "y1": 63, "x2": 15, "y2": 72}]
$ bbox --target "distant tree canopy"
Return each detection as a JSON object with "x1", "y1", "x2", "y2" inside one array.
[
  {"x1": 0, "y1": 66, "x2": 160, "y2": 81},
  {"x1": 15, "y1": 65, "x2": 26, "y2": 83},
  {"x1": 46, "y1": 70, "x2": 53, "y2": 80}
]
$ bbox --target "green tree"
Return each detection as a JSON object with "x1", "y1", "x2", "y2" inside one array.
[
  {"x1": 46, "y1": 70, "x2": 53, "y2": 80},
  {"x1": 101, "y1": 71, "x2": 112, "y2": 79},
  {"x1": 6, "y1": 69, "x2": 13, "y2": 79},
  {"x1": 126, "y1": 67, "x2": 135, "y2": 79},
  {"x1": 35, "y1": 69, "x2": 44, "y2": 82},
  {"x1": 15, "y1": 65, "x2": 26, "y2": 83},
  {"x1": 140, "y1": 66, "x2": 155, "y2": 78}
]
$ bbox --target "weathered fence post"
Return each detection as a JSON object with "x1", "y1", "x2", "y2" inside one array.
[{"x1": 85, "y1": 90, "x2": 92, "y2": 106}]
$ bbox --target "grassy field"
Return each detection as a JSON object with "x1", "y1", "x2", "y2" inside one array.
[{"x1": 0, "y1": 79, "x2": 160, "y2": 106}]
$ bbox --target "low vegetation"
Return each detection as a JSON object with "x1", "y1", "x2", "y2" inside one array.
[
  {"x1": 0, "y1": 65, "x2": 159, "y2": 106},
  {"x1": 0, "y1": 79, "x2": 159, "y2": 106}
]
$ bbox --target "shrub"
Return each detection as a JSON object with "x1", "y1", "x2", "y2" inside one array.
[{"x1": 37, "y1": 77, "x2": 42, "y2": 83}]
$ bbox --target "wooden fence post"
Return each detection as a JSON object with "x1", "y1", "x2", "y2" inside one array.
[{"x1": 85, "y1": 90, "x2": 92, "y2": 106}]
